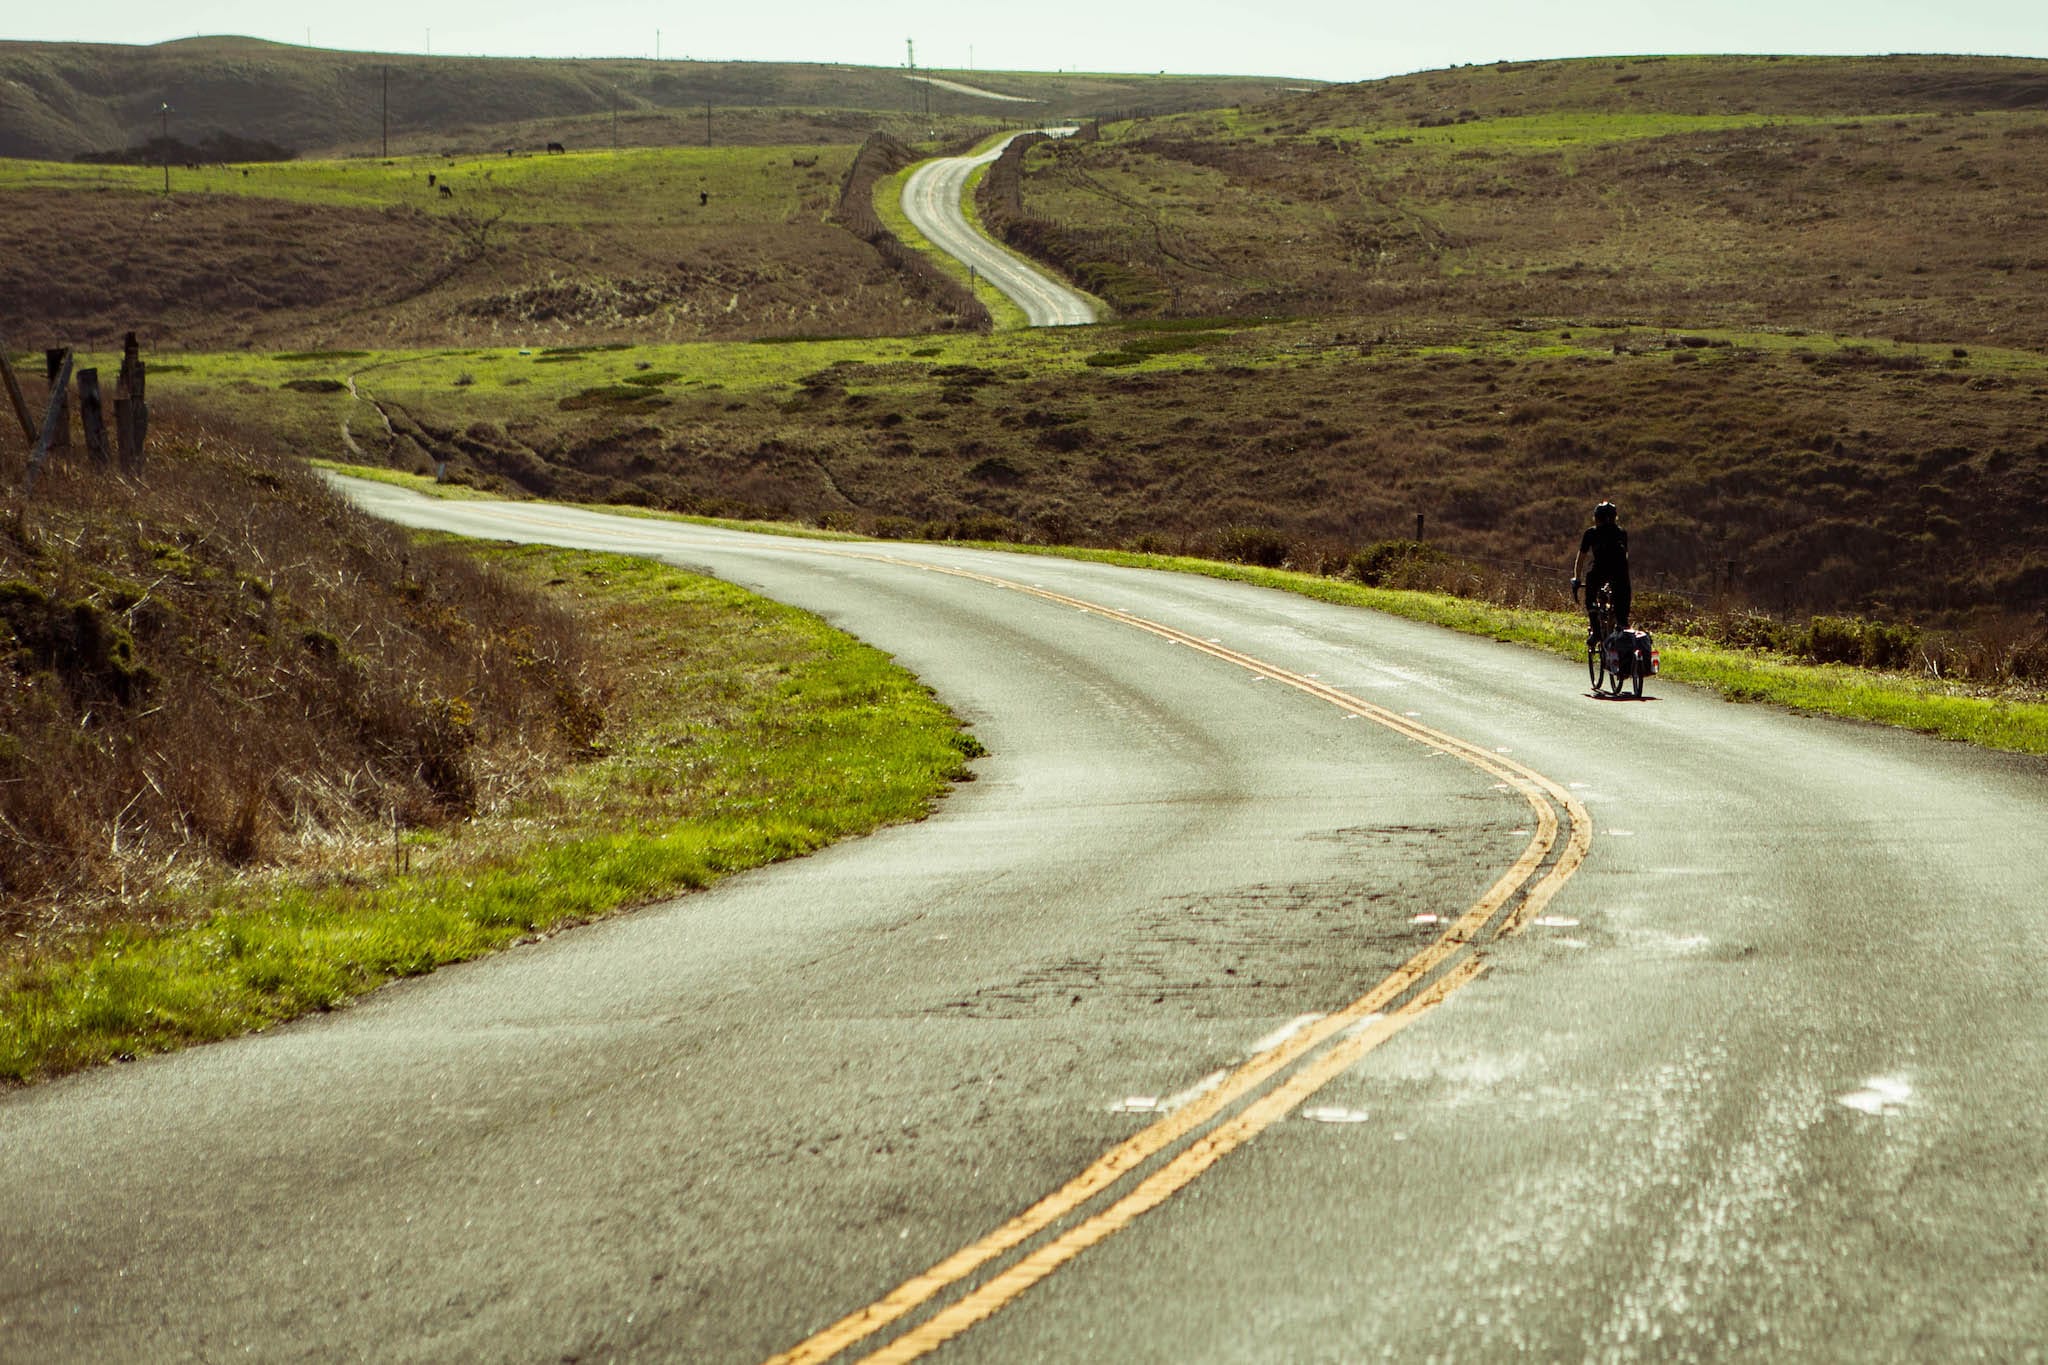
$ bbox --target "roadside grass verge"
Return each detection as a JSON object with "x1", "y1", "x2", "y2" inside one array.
[{"x1": 0, "y1": 543, "x2": 980, "y2": 1085}]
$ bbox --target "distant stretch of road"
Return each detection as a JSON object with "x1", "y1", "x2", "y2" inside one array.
[
  {"x1": 901, "y1": 132, "x2": 1098, "y2": 326},
  {"x1": 5, "y1": 478, "x2": 2044, "y2": 1361}
]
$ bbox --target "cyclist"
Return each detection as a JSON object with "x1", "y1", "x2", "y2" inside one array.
[{"x1": 1569, "y1": 500, "x2": 1631, "y2": 637}]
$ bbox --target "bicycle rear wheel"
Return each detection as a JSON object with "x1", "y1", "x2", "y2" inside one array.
[{"x1": 1605, "y1": 655, "x2": 1630, "y2": 696}]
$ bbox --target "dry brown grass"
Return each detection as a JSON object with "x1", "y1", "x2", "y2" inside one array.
[
  {"x1": 0, "y1": 416, "x2": 606, "y2": 956},
  {"x1": 0, "y1": 173, "x2": 960, "y2": 352},
  {"x1": 0, "y1": 36, "x2": 1311, "y2": 162},
  {"x1": 992, "y1": 55, "x2": 2048, "y2": 347},
  {"x1": 358, "y1": 320, "x2": 2048, "y2": 642}
]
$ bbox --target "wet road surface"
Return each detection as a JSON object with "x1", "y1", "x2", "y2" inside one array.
[{"x1": 3, "y1": 482, "x2": 2044, "y2": 1361}]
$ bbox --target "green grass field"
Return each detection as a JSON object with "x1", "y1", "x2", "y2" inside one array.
[{"x1": 0, "y1": 144, "x2": 848, "y2": 223}]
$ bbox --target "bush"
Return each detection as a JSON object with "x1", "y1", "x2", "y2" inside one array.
[
  {"x1": 1348, "y1": 539, "x2": 1445, "y2": 586},
  {"x1": 1627, "y1": 590, "x2": 1701, "y2": 634},
  {"x1": 1711, "y1": 611, "x2": 1795, "y2": 653},
  {"x1": 1800, "y1": 615, "x2": 1921, "y2": 669},
  {"x1": 1216, "y1": 525, "x2": 1292, "y2": 568}
]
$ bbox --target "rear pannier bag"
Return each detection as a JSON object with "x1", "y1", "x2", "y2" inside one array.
[{"x1": 1604, "y1": 628, "x2": 1659, "y2": 676}]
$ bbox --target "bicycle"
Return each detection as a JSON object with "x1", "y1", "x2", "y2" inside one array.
[{"x1": 1579, "y1": 582, "x2": 1640, "y2": 698}]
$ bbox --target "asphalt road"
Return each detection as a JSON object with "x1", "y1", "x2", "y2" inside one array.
[
  {"x1": 901, "y1": 133, "x2": 1097, "y2": 327},
  {"x1": 4, "y1": 481, "x2": 2045, "y2": 1362}
]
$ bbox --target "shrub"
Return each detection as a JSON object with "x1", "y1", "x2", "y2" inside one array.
[
  {"x1": 1216, "y1": 525, "x2": 1292, "y2": 568},
  {"x1": 1035, "y1": 426, "x2": 1092, "y2": 453},
  {"x1": 1800, "y1": 615, "x2": 1921, "y2": 669},
  {"x1": 1348, "y1": 539, "x2": 1445, "y2": 586},
  {"x1": 967, "y1": 456, "x2": 1024, "y2": 485}
]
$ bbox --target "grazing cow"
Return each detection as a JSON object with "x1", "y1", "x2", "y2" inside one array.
[
  {"x1": 546, "y1": 141, "x2": 565, "y2": 154},
  {"x1": 438, "y1": 184, "x2": 454, "y2": 198},
  {"x1": 699, "y1": 190, "x2": 709, "y2": 206},
  {"x1": 427, "y1": 173, "x2": 437, "y2": 187}
]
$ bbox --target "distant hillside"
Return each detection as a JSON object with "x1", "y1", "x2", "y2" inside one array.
[
  {"x1": 986, "y1": 53, "x2": 2048, "y2": 347},
  {"x1": 0, "y1": 37, "x2": 1314, "y2": 161}
]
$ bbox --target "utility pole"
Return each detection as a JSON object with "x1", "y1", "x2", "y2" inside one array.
[
  {"x1": 655, "y1": 28, "x2": 661, "y2": 61},
  {"x1": 381, "y1": 66, "x2": 389, "y2": 157},
  {"x1": 906, "y1": 38, "x2": 927, "y2": 123},
  {"x1": 611, "y1": 89, "x2": 618, "y2": 150},
  {"x1": 704, "y1": 100, "x2": 712, "y2": 146},
  {"x1": 159, "y1": 102, "x2": 170, "y2": 194}
]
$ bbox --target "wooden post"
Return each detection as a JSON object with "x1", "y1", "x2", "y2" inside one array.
[
  {"x1": 116, "y1": 331, "x2": 148, "y2": 471},
  {"x1": 1415, "y1": 512, "x2": 1425, "y2": 541},
  {"x1": 77, "y1": 368, "x2": 110, "y2": 464},
  {"x1": 0, "y1": 328, "x2": 36, "y2": 449},
  {"x1": 43, "y1": 350, "x2": 71, "y2": 455},
  {"x1": 24, "y1": 349, "x2": 74, "y2": 493}
]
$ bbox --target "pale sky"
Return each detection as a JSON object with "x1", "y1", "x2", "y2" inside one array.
[{"x1": 9, "y1": 1, "x2": 2048, "y2": 82}]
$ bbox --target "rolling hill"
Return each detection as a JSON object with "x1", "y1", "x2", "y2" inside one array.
[
  {"x1": 7, "y1": 50, "x2": 2048, "y2": 646},
  {"x1": 0, "y1": 37, "x2": 1311, "y2": 161}
]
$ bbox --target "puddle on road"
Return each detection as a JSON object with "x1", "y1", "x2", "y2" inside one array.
[
  {"x1": 1838, "y1": 1075, "x2": 1914, "y2": 1116},
  {"x1": 1530, "y1": 916, "x2": 1580, "y2": 928},
  {"x1": 1624, "y1": 928, "x2": 1712, "y2": 955},
  {"x1": 1300, "y1": 1105, "x2": 1371, "y2": 1125},
  {"x1": 1111, "y1": 1095, "x2": 1161, "y2": 1115},
  {"x1": 1250, "y1": 1013, "x2": 1326, "y2": 1054}
]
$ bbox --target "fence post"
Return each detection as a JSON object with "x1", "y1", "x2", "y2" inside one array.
[
  {"x1": 1415, "y1": 512, "x2": 1425, "y2": 541},
  {"x1": 77, "y1": 368, "x2": 111, "y2": 464},
  {"x1": 24, "y1": 349, "x2": 74, "y2": 494},
  {"x1": 0, "y1": 329, "x2": 36, "y2": 448},
  {"x1": 43, "y1": 350, "x2": 71, "y2": 455},
  {"x1": 116, "y1": 332, "x2": 148, "y2": 471}
]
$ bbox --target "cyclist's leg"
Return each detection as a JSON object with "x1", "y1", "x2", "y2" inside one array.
[{"x1": 1613, "y1": 579, "x2": 1633, "y2": 631}]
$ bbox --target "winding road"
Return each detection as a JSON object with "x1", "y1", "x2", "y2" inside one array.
[
  {"x1": 901, "y1": 133, "x2": 1097, "y2": 327},
  {"x1": 4, "y1": 481, "x2": 2046, "y2": 1361}
]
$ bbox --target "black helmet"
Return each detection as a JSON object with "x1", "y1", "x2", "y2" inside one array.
[{"x1": 1594, "y1": 501, "x2": 1618, "y2": 524}]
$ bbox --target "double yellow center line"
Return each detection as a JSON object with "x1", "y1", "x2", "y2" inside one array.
[
  {"x1": 351, "y1": 490, "x2": 1591, "y2": 1362},
  {"x1": 759, "y1": 557, "x2": 1591, "y2": 1362}
]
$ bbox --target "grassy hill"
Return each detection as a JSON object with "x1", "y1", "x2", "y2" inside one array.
[
  {"x1": 0, "y1": 37, "x2": 1310, "y2": 161},
  {"x1": 0, "y1": 143, "x2": 983, "y2": 349},
  {"x1": 985, "y1": 54, "x2": 2048, "y2": 342}
]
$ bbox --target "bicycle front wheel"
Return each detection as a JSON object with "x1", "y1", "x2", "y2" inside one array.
[{"x1": 1587, "y1": 645, "x2": 1602, "y2": 690}]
